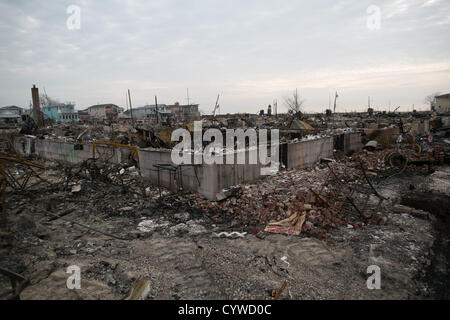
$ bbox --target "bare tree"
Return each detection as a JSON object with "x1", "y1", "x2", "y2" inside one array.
[
  {"x1": 424, "y1": 92, "x2": 441, "y2": 106},
  {"x1": 284, "y1": 89, "x2": 304, "y2": 113}
]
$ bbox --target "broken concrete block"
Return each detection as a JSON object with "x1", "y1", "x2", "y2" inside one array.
[
  {"x1": 393, "y1": 204, "x2": 413, "y2": 214},
  {"x1": 119, "y1": 206, "x2": 134, "y2": 212},
  {"x1": 71, "y1": 184, "x2": 81, "y2": 193},
  {"x1": 137, "y1": 220, "x2": 169, "y2": 233},
  {"x1": 174, "y1": 212, "x2": 190, "y2": 222}
]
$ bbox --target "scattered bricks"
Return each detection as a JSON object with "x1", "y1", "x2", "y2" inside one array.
[
  {"x1": 212, "y1": 216, "x2": 222, "y2": 223},
  {"x1": 351, "y1": 236, "x2": 360, "y2": 242},
  {"x1": 251, "y1": 226, "x2": 259, "y2": 235},
  {"x1": 305, "y1": 191, "x2": 316, "y2": 203},
  {"x1": 193, "y1": 147, "x2": 412, "y2": 241},
  {"x1": 362, "y1": 211, "x2": 372, "y2": 219},
  {"x1": 393, "y1": 204, "x2": 413, "y2": 214},
  {"x1": 319, "y1": 231, "x2": 327, "y2": 240},
  {"x1": 293, "y1": 200, "x2": 303, "y2": 211},
  {"x1": 301, "y1": 224, "x2": 308, "y2": 232},
  {"x1": 353, "y1": 222, "x2": 365, "y2": 229},
  {"x1": 305, "y1": 221, "x2": 314, "y2": 230}
]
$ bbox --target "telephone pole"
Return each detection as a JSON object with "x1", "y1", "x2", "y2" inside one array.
[
  {"x1": 155, "y1": 95, "x2": 159, "y2": 124},
  {"x1": 128, "y1": 89, "x2": 134, "y2": 125}
]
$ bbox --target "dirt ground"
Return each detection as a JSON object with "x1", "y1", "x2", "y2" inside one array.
[{"x1": 0, "y1": 163, "x2": 448, "y2": 300}]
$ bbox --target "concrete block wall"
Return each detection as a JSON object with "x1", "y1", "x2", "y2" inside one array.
[
  {"x1": 13, "y1": 137, "x2": 133, "y2": 165},
  {"x1": 138, "y1": 148, "x2": 265, "y2": 200},
  {"x1": 205, "y1": 149, "x2": 264, "y2": 200},
  {"x1": 138, "y1": 148, "x2": 195, "y2": 192},
  {"x1": 35, "y1": 140, "x2": 92, "y2": 164},
  {"x1": 344, "y1": 132, "x2": 363, "y2": 154},
  {"x1": 286, "y1": 137, "x2": 333, "y2": 169},
  {"x1": 13, "y1": 135, "x2": 340, "y2": 200},
  {"x1": 13, "y1": 136, "x2": 34, "y2": 157}
]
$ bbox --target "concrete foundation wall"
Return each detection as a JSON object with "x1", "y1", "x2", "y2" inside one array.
[
  {"x1": 138, "y1": 148, "x2": 265, "y2": 200},
  {"x1": 286, "y1": 137, "x2": 333, "y2": 169},
  {"x1": 344, "y1": 132, "x2": 363, "y2": 154},
  {"x1": 13, "y1": 135, "x2": 339, "y2": 200},
  {"x1": 13, "y1": 137, "x2": 133, "y2": 165},
  {"x1": 35, "y1": 140, "x2": 92, "y2": 164},
  {"x1": 13, "y1": 136, "x2": 34, "y2": 157}
]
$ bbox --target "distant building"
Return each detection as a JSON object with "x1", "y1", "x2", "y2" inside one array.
[
  {"x1": 77, "y1": 110, "x2": 91, "y2": 121},
  {"x1": 167, "y1": 102, "x2": 200, "y2": 120},
  {"x1": 0, "y1": 105, "x2": 24, "y2": 115},
  {"x1": 0, "y1": 106, "x2": 22, "y2": 124},
  {"x1": 123, "y1": 104, "x2": 171, "y2": 120},
  {"x1": 85, "y1": 104, "x2": 122, "y2": 120},
  {"x1": 433, "y1": 93, "x2": 450, "y2": 113},
  {"x1": 42, "y1": 104, "x2": 78, "y2": 122}
]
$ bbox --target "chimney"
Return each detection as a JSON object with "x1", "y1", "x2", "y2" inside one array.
[{"x1": 31, "y1": 85, "x2": 43, "y2": 127}]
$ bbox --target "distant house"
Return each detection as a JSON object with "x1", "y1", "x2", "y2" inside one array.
[
  {"x1": 77, "y1": 110, "x2": 91, "y2": 121},
  {"x1": 0, "y1": 108, "x2": 21, "y2": 124},
  {"x1": 42, "y1": 104, "x2": 78, "y2": 122},
  {"x1": 433, "y1": 93, "x2": 450, "y2": 113},
  {"x1": 85, "y1": 104, "x2": 122, "y2": 120},
  {"x1": 167, "y1": 102, "x2": 200, "y2": 120},
  {"x1": 123, "y1": 104, "x2": 171, "y2": 120},
  {"x1": 0, "y1": 105, "x2": 24, "y2": 115}
]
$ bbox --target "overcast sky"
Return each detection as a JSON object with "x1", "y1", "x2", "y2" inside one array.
[{"x1": 0, "y1": 0, "x2": 449, "y2": 113}]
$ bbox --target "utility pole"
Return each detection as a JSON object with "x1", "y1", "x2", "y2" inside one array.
[
  {"x1": 128, "y1": 89, "x2": 134, "y2": 125},
  {"x1": 333, "y1": 91, "x2": 338, "y2": 113},
  {"x1": 187, "y1": 88, "x2": 190, "y2": 106},
  {"x1": 328, "y1": 93, "x2": 331, "y2": 110},
  {"x1": 212, "y1": 94, "x2": 220, "y2": 117},
  {"x1": 155, "y1": 95, "x2": 159, "y2": 124}
]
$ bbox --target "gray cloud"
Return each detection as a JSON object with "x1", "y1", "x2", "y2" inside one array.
[{"x1": 0, "y1": 0, "x2": 449, "y2": 112}]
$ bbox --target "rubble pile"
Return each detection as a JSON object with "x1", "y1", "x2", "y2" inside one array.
[{"x1": 196, "y1": 148, "x2": 445, "y2": 241}]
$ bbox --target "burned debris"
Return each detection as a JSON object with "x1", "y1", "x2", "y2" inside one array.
[{"x1": 1, "y1": 88, "x2": 450, "y2": 300}]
